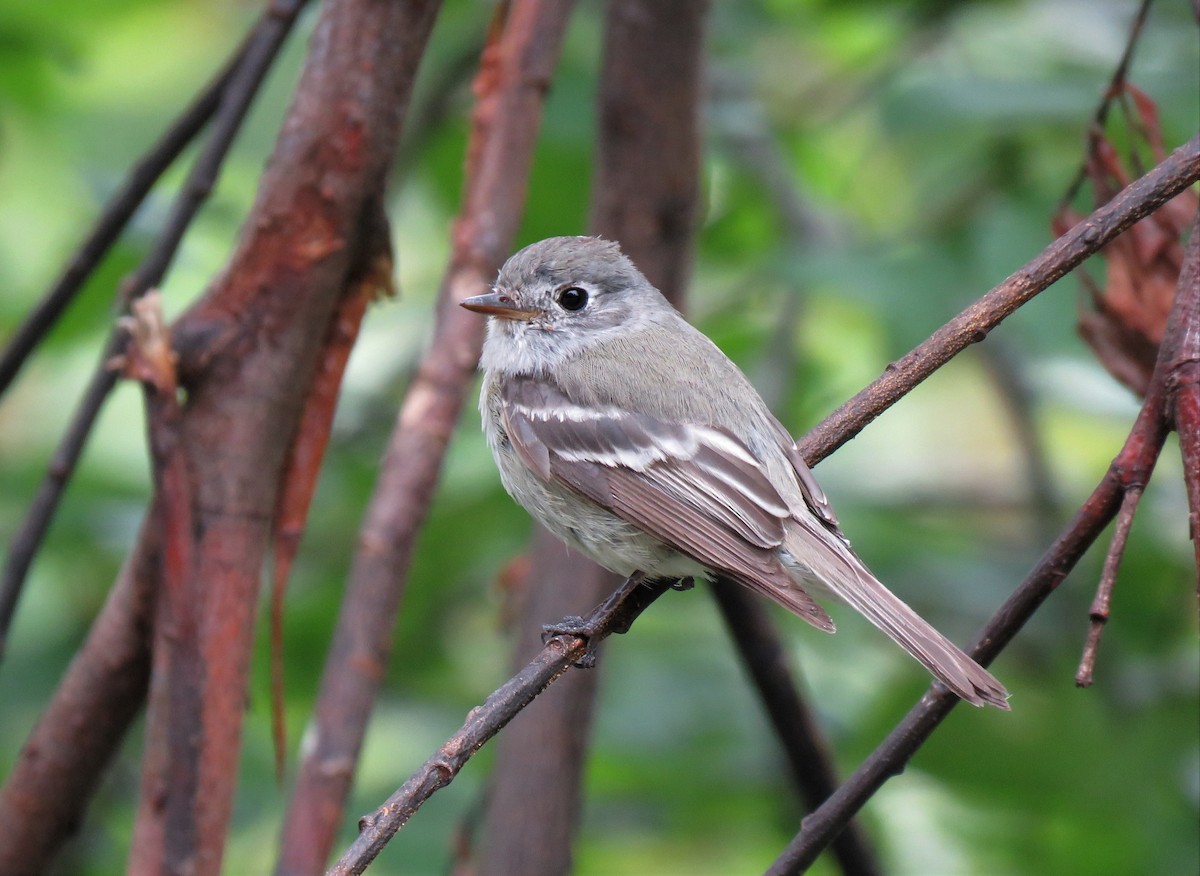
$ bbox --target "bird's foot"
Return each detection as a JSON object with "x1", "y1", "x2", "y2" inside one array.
[
  {"x1": 542, "y1": 615, "x2": 604, "y2": 667},
  {"x1": 541, "y1": 573, "x2": 683, "y2": 668}
]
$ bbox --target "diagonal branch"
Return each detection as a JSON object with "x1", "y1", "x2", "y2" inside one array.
[
  {"x1": 797, "y1": 133, "x2": 1200, "y2": 465},
  {"x1": 328, "y1": 575, "x2": 672, "y2": 876},
  {"x1": 0, "y1": 4, "x2": 304, "y2": 400},
  {"x1": 709, "y1": 581, "x2": 882, "y2": 876}
]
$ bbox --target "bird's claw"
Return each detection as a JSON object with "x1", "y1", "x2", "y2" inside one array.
[{"x1": 542, "y1": 615, "x2": 602, "y2": 667}]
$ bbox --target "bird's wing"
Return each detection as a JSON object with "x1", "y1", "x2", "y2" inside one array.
[{"x1": 501, "y1": 375, "x2": 834, "y2": 631}]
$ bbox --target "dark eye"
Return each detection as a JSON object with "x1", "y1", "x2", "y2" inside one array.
[{"x1": 556, "y1": 286, "x2": 588, "y2": 311}]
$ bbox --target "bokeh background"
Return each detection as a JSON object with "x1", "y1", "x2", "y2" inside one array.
[{"x1": 0, "y1": 0, "x2": 1197, "y2": 873}]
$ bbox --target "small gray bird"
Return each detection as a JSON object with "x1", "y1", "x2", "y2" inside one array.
[{"x1": 462, "y1": 236, "x2": 1009, "y2": 709}]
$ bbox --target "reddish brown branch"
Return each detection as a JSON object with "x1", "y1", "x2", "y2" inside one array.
[
  {"x1": 1175, "y1": 374, "x2": 1200, "y2": 582},
  {"x1": 269, "y1": 201, "x2": 393, "y2": 782},
  {"x1": 1163, "y1": 215, "x2": 1200, "y2": 585},
  {"x1": 328, "y1": 575, "x2": 672, "y2": 876},
  {"x1": 797, "y1": 133, "x2": 1200, "y2": 466},
  {"x1": 0, "y1": 0, "x2": 311, "y2": 657},
  {"x1": 119, "y1": 1, "x2": 442, "y2": 872},
  {"x1": 275, "y1": 4, "x2": 574, "y2": 872},
  {"x1": 1075, "y1": 486, "x2": 1143, "y2": 686},
  {"x1": 0, "y1": 519, "x2": 162, "y2": 875},
  {"x1": 473, "y1": 2, "x2": 709, "y2": 873}
]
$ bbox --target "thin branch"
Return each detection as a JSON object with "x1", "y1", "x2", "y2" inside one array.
[
  {"x1": 1163, "y1": 213, "x2": 1200, "y2": 587},
  {"x1": 1075, "y1": 486, "x2": 1142, "y2": 687},
  {"x1": 276, "y1": 4, "x2": 576, "y2": 871},
  {"x1": 327, "y1": 576, "x2": 673, "y2": 876},
  {"x1": 709, "y1": 581, "x2": 882, "y2": 876},
  {"x1": 797, "y1": 133, "x2": 1200, "y2": 466},
  {"x1": 1060, "y1": 0, "x2": 1156, "y2": 206},
  {"x1": 0, "y1": 0, "x2": 310, "y2": 658}
]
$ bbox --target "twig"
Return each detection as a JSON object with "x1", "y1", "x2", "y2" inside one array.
[
  {"x1": 769, "y1": 206, "x2": 1199, "y2": 876},
  {"x1": 327, "y1": 576, "x2": 672, "y2": 876},
  {"x1": 1075, "y1": 486, "x2": 1143, "y2": 686},
  {"x1": 0, "y1": 0, "x2": 310, "y2": 658},
  {"x1": 709, "y1": 580, "x2": 882, "y2": 876},
  {"x1": 798, "y1": 133, "x2": 1200, "y2": 466},
  {"x1": 1060, "y1": 0, "x2": 1155, "y2": 206},
  {"x1": 275, "y1": 3, "x2": 576, "y2": 871}
]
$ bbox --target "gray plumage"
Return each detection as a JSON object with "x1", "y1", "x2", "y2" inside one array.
[{"x1": 464, "y1": 236, "x2": 1009, "y2": 709}]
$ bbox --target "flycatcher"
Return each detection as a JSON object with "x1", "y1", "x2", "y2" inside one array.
[{"x1": 462, "y1": 236, "x2": 1008, "y2": 709}]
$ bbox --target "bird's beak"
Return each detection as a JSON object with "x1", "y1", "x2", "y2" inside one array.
[{"x1": 460, "y1": 291, "x2": 538, "y2": 321}]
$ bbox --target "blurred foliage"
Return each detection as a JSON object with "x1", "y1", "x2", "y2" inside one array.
[{"x1": 1, "y1": 0, "x2": 1198, "y2": 874}]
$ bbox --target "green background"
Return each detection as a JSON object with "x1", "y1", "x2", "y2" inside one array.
[{"x1": 0, "y1": 1, "x2": 1196, "y2": 873}]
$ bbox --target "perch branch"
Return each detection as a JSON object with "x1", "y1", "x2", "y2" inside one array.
[{"x1": 327, "y1": 576, "x2": 672, "y2": 876}]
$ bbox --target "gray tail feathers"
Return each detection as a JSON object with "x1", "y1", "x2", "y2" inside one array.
[{"x1": 784, "y1": 530, "x2": 1010, "y2": 710}]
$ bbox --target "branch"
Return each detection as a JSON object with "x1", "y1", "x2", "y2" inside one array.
[
  {"x1": 125, "y1": 1, "x2": 441, "y2": 871},
  {"x1": 1162, "y1": 213, "x2": 1200, "y2": 586},
  {"x1": 709, "y1": 581, "x2": 882, "y2": 876},
  {"x1": 327, "y1": 576, "x2": 673, "y2": 876},
  {"x1": 0, "y1": 0, "x2": 311, "y2": 657},
  {"x1": 473, "y1": 2, "x2": 709, "y2": 872},
  {"x1": 1060, "y1": 0, "x2": 1155, "y2": 205},
  {"x1": 769, "y1": 206, "x2": 1200, "y2": 876},
  {"x1": 276, "y1": 3, "x2": 576, "y2": 871},
  {"x1": 797, "y1": 133, "x2": 1200, "y2": 465},
  {"x1": 0, "y1": 517, "x2": 161, "y2": 874},
  {"x1": 269, "y1": 200, "x2": 394, "y2": 781},
  {"x1": 1075, "y1": 486, "x2": 1142, "y2": 686}
]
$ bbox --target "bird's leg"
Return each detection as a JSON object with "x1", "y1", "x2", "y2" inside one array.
[{"x1": 542, "y1": 571, "x2": 675, "y2": 667}]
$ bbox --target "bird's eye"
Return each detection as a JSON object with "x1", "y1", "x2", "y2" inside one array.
[{"x1": 556, "y1": 286, "x2": 588, "y2": 311}]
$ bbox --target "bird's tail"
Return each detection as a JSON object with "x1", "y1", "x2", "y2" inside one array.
[{"x1": 783, "y1": 527, "x2": 1010, "y2": 710}]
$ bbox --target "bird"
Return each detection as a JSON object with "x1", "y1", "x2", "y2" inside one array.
[{"x1": 460, "y1": 235, "x2": 1009, "y2": 709}]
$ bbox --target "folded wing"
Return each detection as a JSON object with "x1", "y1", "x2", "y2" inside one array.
[{"x1": 501, "y1": 375, "x2": 835, "y2": 631}]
